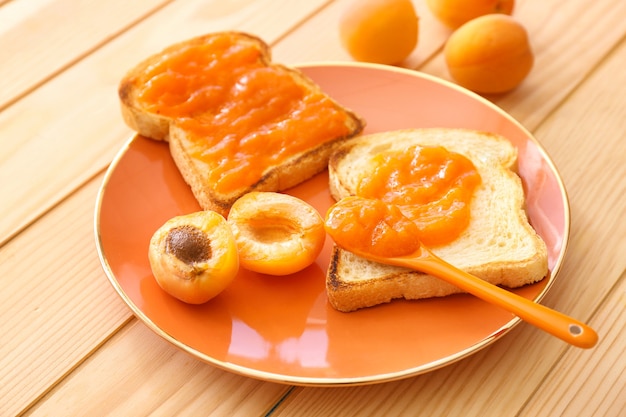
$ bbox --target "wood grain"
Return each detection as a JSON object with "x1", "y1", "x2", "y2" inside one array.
[
  {"x1": 517, "y1": 36, "x2": 626, "y2": 417},
  {"x1": 521, "y1": 272, "x2": 626, "y2": 417},
  {"x1": 2, "y1": 0, "x2": 625, "y2": 415},
  {"x1": 24, "y1": 320, "x2": 290, "y2": 417},
  {"x1": 0, "y1": 175, "x2": 130, "y2": 417},
  {"x1": 0, "y1": 0, "x2": 173, "y2": 109}
]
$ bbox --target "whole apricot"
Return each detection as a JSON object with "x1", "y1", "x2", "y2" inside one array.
[
  {"x1": 427, "y1": 0, "x2": 514, "y2": 29},
  {"x1": 339, "y1": 0, "x2": 419, "y2": 65},
  {"x1": 444, "y1": 14, "x2": 533, "y2": 94}
]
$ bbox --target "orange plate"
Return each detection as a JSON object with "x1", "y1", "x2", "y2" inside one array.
[{"x1": 95, "y1": 63, "x2": 569, "y2": 386}]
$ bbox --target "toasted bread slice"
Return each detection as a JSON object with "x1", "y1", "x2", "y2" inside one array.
[
  {"x1": 327, "y1": 128, "x2": 548, "y2": 312},
  {"x1": 118, "y1": 32, "x2": 364, "y2": 216}
]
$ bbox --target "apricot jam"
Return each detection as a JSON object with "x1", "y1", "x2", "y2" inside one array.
[
  {"x1": 325, "y1": 196, "x2": 421, "y2": 258},
  {"x1": 136, "y1": 34, "x2": 354, "y2": 194},
  {"x1": 356, "y1": 145, "x2": 481, "y2": 247}
]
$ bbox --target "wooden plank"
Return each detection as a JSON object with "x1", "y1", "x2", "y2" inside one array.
[
  {"x1": 520, "y1": 272, "x2": 626, "y2": 417},
  {"x1": 517, "y1": 37, "x2": 626, "y2": 417},
  {"x1": 0, "y1": 0, "x2": 171, "y2": 109},
  {"x1": 24, "y1": 320, "x2": 290, "y2": 417},
  {"x1": 0, "y1": 174, "x2": 131, "y2": 417},
  {"x1": 0, "y1": 0, "x2": 332, "y2": 246},
  {"x1": 0, "y1": 0, "x2": 53, "y2": 34}
]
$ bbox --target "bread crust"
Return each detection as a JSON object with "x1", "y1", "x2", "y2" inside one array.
[
  {"x1": 119, "y1": 31, "x2": 364, "y2": 216},
  {"x1": 326, "y1": 128, "x2": 549, "y2": 312}
]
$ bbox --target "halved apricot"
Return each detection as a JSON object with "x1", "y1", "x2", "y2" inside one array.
[
  {"x1": 227, "y1": 192, "x2": 326, "y2": 276},
  {"x1": 148, "y1": 211, "x2": 239, "y2": 304}
]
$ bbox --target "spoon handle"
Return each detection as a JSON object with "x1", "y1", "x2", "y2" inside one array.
[{"x1": 402, "y1": 254, "x2": 598, "y2": 349}]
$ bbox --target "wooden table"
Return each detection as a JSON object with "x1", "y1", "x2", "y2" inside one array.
[{"x1": 2, "y1": 0, "x2": 624, "y2": 415}]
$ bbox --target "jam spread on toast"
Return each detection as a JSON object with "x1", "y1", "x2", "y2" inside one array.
[
  {"x1": 136, "y1": 34, "x2": 354, "y2": 194},
  {"x1": 325, "y1": 196, "x2": 421, "y2": 257},
  {"x1": 331, "y1": 145, "x2": 481, "y2": 250}
]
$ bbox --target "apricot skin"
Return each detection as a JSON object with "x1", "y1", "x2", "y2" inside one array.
[
  {"x1": 339, "y1": 0, "x2": 418, "y2": 65},
  {"x1": 444, "y1": 14, "x2": 533, "y2": 94},
  {"x1": 427, "y1": 0, "x2": 515, "y2": 29}
]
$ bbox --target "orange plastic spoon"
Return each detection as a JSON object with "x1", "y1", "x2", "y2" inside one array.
[{"x1": 338, "y1": 242, "x2": 598, "y2": 349}]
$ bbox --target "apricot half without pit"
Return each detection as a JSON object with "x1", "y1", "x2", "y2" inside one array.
[{"x1": 227, "y1": 192, "x2": 326, "y2": 276}]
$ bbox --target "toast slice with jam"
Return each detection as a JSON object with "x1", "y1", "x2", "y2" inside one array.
[
  {"x1": 326, "y1": 128, "x2": 548, "y2": 312},
  {"x1": 119, "y1": 31, "x2": 364, "y2": 216}
]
